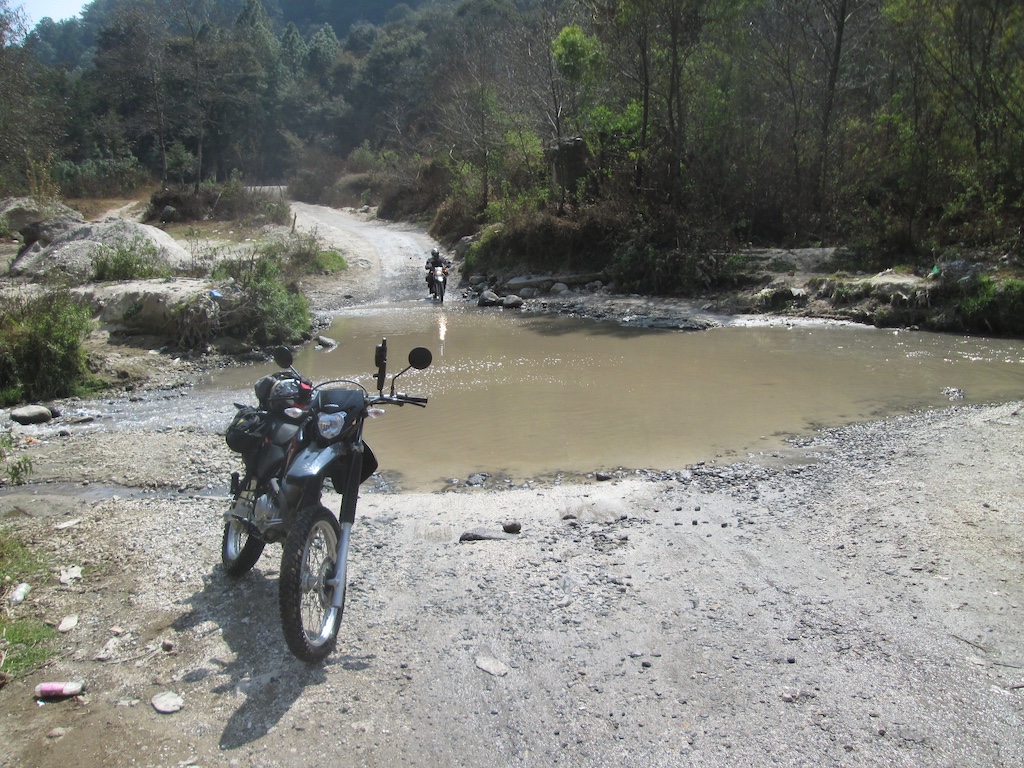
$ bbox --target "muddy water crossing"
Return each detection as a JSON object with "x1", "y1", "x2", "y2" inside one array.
[{"x1": 195, "y1": 303, "x2": 1024, "y2": 490}]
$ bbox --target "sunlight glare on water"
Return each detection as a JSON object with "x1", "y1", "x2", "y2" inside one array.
[{"x1": 199, "y1": 303, "x2": 1024, "y2": 490}]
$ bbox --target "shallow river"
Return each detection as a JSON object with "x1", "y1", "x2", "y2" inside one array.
[{"x1": 179, "y1": 302, "x2": 1024, "y2": 490}]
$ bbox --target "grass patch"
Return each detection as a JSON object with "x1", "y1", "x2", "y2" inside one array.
[
  {"x1": 1, "y1": 618, "x2": 59, "y2": 678},
  {"x1": 1, "y1": 529, "x2": 57, "y2": 680},
  {"x1": 313, "y1": 250, "x2": 348, "y2": 274},
  {"x1": 275, "y1": 231, "x2": 348, "y2": 276}
]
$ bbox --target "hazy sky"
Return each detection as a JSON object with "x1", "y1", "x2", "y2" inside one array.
[{"x1": 16, "y1": 1, "x2": 88, "y2": 24}]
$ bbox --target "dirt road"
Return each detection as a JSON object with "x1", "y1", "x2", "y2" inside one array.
[{"x1": 1, "y1": 206, "x2": 1022, "y2": 767}]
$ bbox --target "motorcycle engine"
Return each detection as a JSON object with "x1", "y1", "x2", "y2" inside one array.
[{"x1": 254, "y1": 479, "x2": 282, "y2": 527}]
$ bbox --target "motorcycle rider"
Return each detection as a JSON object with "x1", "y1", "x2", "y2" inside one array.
[{"x1": 425, "y1": 247, "x2": 448, "y2": 295}]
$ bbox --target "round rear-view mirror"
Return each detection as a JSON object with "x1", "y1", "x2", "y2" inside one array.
[
  {"x1": 273, "y1": 346, "x2": 294, "y2": 369},
  {"x1": 408, "y1": 347, "x2": 433, "y2": 370}
]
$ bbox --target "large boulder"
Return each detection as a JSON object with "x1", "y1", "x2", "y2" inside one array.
[
  {"x1": 9, "y1": 405, "x2": 54, "y2": 425},
  {"x1": 478, "y1": 290, "x2": 502, "y2": 307},
  {"x1": 11, "y1": 220, "x2": 192, "y2": 281},
  {"x1": 1, "y1": 197, "x2": 84, "y2": 234},
  {"x1": 19, "y1": 217, "x2": 85, "y2": 249},
  {"x1": 77, "y1": 278, "x2": 212, "y2": 337}
]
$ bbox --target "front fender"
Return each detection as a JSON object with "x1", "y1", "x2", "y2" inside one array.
[
  {"x1": 285, "y1": 440, "x2": 378, "y2": 489},
  {"x1": 286, "y1": 442, "x2": 348, "y2": 484}
]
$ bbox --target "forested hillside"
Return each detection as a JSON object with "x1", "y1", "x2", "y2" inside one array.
[
  {"x1": 2, "y1": 0, "x2": 1022, "y2": 293},
  {"x1": 21, "y1": 0, "x2": 427, "y2": 70}
]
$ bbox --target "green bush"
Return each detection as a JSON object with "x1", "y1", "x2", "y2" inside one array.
[
  {"x1": 0, "y1": 291, "x2": 95, "y2": 405},
  {"x1": 0, "y1": 429, "x2": 32, "y2": 486},
  {"x1": 52, "y1": 155, "x2": 150, "y2": 198},
  {"x1": 214, "y1": 175, "x2": 291, "y2": 225},
  {"x1": 148, "y1": 179, "x2": 290, "y2": 225},
  {"x1": 958, "y1": 275, "x2": 999, "y2": 331},
  {"x1": 179, "y1": 247, "x2": 311, "y2": 348},
  {"x1": 996, "y1": 280, "x2": 1024, "y2": 336},
  {"x1": 956, "y1": 276, "x2": 1024, "y2": 336},
  {"x1": 92, "y1": 237, "x2": 167, "y2": 281}
]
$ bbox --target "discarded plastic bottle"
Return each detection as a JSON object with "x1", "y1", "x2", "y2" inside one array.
[
  {"x1": 10, "y1": 582, "x2": 30, "y2": 605},
  {"x1": 34, "y1": 681, "x2": 85, "y2": 699}
]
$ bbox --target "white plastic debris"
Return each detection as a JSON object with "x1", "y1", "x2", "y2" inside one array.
[{"x1": 10, "y1": 582, "x2": 30, "y2": 605}]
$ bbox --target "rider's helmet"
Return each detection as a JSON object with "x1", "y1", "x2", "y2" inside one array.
[{"x1": 431, "y1": 248, "x2": 439, "y2": 257}]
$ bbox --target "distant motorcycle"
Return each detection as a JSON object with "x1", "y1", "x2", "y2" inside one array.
[
  {"x1": 221, "y1": 340, "x2": 431, "y2": 662},
  {"x1": 426, "y1": 262, "x2": 448, "y2": 301}
]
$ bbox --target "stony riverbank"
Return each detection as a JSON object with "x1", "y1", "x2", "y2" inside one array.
[{"x1": 2, "y1": 205, "x2": 1022, "y2": 767}]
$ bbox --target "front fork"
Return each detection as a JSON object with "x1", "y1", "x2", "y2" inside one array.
[
  {"x1": 327, "y1": 521, "x2": 353, "y2": 610},
  {"x1": 328, "y1": 442, "x2": 365, "y2": 610}
]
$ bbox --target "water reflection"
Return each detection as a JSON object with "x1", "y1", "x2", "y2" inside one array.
[{"x1": 195, "y1": 303, "x2": 1024, "y2": 491}]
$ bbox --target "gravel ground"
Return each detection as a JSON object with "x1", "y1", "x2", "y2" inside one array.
[{"x1": 1, "y1": 206, "x2": 1022, "y2": 767}]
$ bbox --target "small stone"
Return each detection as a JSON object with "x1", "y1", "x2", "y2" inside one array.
[
  {"x1": 95, "y1": 637, "x2": 120, "y2": 661},
  {"x1": 475, "y1": 657, "x2": 510, "y2": 677},
  {"x1": 47, "y1": 728, "x2": 67, "y2": 740},
  {"x1": 57, "y1": 615, "x2": 79, "y2": 633},
  {"x1": 502, "y1": 521, "x2": 522, "y2": 534},
  {"x1": 151, "y1": 691, "x2": 184, "y2": 714},
  {"x1": 459, "y1": 528, "x2": 511, "y2": 542}
]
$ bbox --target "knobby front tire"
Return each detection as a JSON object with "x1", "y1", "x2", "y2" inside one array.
[
  {"x1": 279, "y1": 504, "x2": 345, "y2": 663},
  {"x1": 221, "y1": 477, "x2": 266, "y2": 577}
]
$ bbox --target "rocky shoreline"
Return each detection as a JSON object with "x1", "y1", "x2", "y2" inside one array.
[{"x1": 2, "y1": 204, "x2": 1023, "y2": 767}]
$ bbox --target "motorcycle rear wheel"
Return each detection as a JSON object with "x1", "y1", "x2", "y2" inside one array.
[
  {"x1": 279, "y1": 504, "x2": 344, "y2": 662},
  {"x1": 221, "y1": 477, "x2": 266, "y2": 577}
]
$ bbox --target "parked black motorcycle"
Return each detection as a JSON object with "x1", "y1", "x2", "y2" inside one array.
[{"x1": 221, "y1": 340, "x2": 431, "y2": 662}]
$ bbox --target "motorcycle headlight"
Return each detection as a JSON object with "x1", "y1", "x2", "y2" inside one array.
[{"x1": 316, "y1": 412, "x2": 347, "y2": 440}]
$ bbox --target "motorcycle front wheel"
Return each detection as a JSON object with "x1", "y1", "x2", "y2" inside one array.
[
  {"x1": 437, "y1": 279, "x2": 445, "y2": 302},
  {"x1": 279, "y1": 504, "x2": 344, "y2": 662},
  {"x1": 221, "y1": 476, "x2": 266, "y2": 577}
]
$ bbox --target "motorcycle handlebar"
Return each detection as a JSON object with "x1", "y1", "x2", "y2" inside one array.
[{"x1": 370, "y1": 394, "x2": 428, "y2": 407}]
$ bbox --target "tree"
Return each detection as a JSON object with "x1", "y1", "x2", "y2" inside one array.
[
  {"x1": 229, "y1": 0, "x2": 286, "y2": 179},
  {"x1": 0, "y1": 0, "x2": 62, "y2": 195},
  {"x1": 551, "y1": 24, "x2": 604, "y2": 136},
  {"x1": 280, "y1": 21, "x2": 307, "y2": 75},
  {"x1": 90, "y1": 0, "x2": 171, "y2": 178},
  {"x1": 885, "y1": 0, "x2": 1024, "y2": 243}
]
